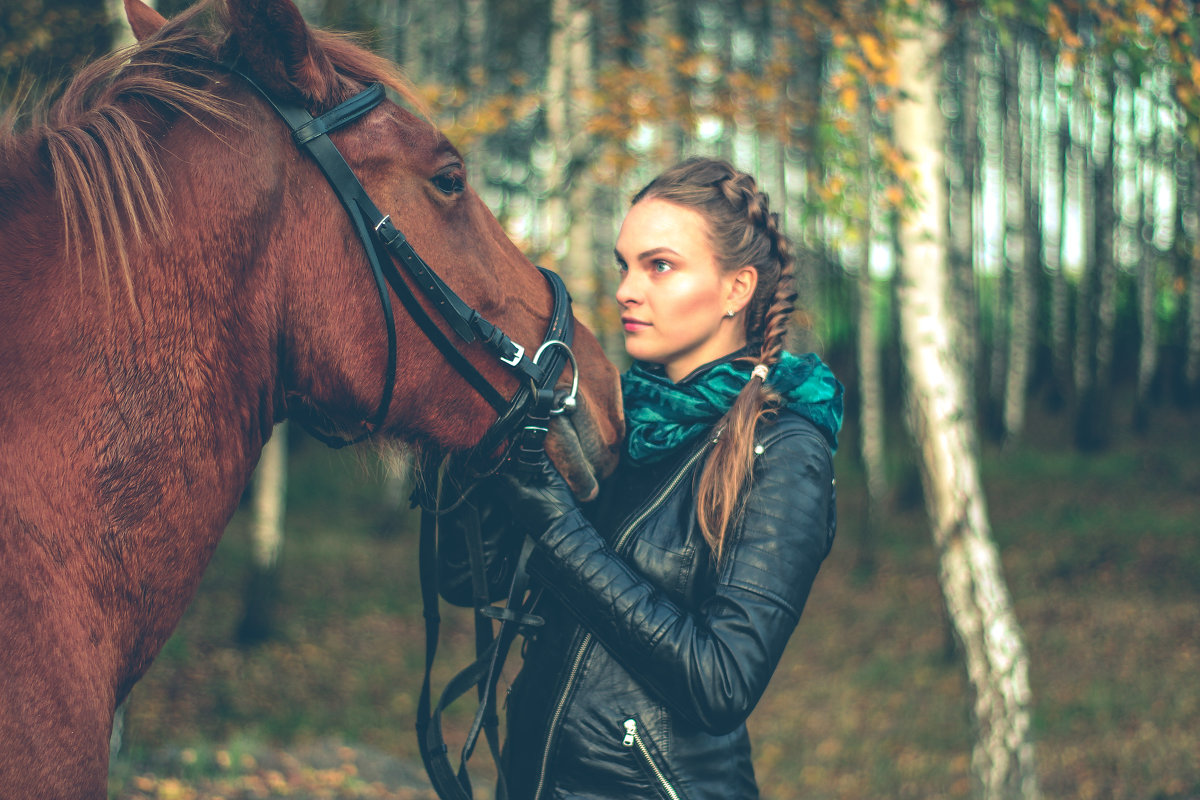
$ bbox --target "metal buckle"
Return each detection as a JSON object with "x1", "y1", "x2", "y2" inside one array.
[{"x1": 500, "y1": 343, "x2": 525, "y2": 367}]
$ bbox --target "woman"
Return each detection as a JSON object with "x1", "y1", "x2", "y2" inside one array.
[{"x1": 439, "y1": 157, "x2": 842, "y2": 800}]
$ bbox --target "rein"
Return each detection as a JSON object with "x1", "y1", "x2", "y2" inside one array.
[{"x1": 224, "y1": 66, "x2": 578, "y2": 798}]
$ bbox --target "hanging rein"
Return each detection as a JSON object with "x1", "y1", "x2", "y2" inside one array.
[{"x1": 225, "y1": 64, "x2": 573, "y2": 799}]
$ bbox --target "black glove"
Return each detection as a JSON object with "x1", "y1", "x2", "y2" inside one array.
[{"x1": 497, "y1": 454, "x2": 581, "y2": 540}]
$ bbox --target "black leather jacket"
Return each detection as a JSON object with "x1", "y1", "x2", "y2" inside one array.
[{"x1": 439, "y1": 410, "x2": 836, "y2": 800}]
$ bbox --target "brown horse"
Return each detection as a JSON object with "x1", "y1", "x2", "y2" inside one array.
[{"x1": 0, "y1": 0, "x2": 622, "y2": 794}]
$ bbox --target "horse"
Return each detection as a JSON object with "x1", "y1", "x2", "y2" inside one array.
[{"x1": 0, "y1": 0, "x2": 623, "y2": 794}]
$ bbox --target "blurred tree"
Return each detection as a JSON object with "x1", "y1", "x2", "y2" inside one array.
[
  {"x1": 1000, "y1": 36, "x2": 1037, "y2": 445},
  {"x1": 237, "y1": 423, "x2": 288, "y2": 645},
  {"x1": 944, "y1": 10, "x2": 982, "y2": 422},
  {"x1": 892, "y1": 3, "x2": 1039, "y2": 798},
  {"x1": 1186, "y1": 156, "x2": 1200, "y2": 402}
]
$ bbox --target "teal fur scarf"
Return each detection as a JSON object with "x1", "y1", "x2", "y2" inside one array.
[{"x1": 622, "y1": 351, "x2": 844, "y2": 465}]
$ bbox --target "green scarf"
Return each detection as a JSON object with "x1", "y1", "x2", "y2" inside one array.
[{"x1": 622, "y1": 351, "x2": 844, "y2": 465}]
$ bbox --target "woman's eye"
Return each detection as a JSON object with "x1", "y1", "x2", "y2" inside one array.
[
  {"x1": 653, "y1": 260, "x2": 672, "y2": 273},
  {"x1": 431, "y1": 167, "x2": 465, "y2": 196}
]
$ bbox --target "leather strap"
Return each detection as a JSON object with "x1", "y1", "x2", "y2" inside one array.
[{"x1": 415, "y1": 464, "x2": 542, "y2": 800}]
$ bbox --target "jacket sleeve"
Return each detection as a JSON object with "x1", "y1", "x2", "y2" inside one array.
[
  {"x1": 436, "y1": 478, "x2": 527, "y2": 608},
  {"x1": 526, "y1": 423, "x2": 836, "y2": 734}
]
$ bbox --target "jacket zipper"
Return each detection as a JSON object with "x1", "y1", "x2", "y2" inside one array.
[
  {"x1": 531, "y1": 439, "x2": 715, "y2": 800},
  {"x1": 622, "y1": 718, "x2": 682, "y2": 800}
]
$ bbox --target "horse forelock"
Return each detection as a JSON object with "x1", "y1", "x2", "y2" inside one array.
[{"x1": 1, "y1": 0, "x2": 430, "y2": 313}]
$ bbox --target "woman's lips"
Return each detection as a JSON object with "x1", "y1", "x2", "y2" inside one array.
[{"x1": 621, "y1": 318, "x2": 649, "y2": 333}]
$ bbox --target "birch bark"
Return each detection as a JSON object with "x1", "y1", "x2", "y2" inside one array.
[
  {"x1": 1187, "y1": 159, "x2": 1200, "y2": 399},
  {"x1": 893, "y1": 9, "x2": 1039, "y2": 798},
  {"x1": 237, "y1": 423, "x2": 287, "y2": 644},
  {"x1": 854, "y1": 98, "x2": 888, "y2": 570},
  {"x1": 1002, "y1": 40, "x2": 1036, "y2": 443}
]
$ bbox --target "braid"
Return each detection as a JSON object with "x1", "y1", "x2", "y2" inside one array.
[
  {"x1": 756, "y1": 211, "x2": 796, "y2": 368},
  {"x1": 633, "y1": 157, "x2": 798, "y2": 563}
]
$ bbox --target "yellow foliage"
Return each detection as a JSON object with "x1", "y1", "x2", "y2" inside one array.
[
  {"x1": 840, "y1": 86, "x2": 860, "y2": 112},
  {"x1": 858, "y1": 34, "x2": 889, "y2": 70}
]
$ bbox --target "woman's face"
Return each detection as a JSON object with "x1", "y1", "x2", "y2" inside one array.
[{"x1": 615, "y1": 198, "x2": 754, "y2": 382}]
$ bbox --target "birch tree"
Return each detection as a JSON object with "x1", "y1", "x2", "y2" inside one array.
[
  {"x1": 1001, "y1": 38, "x2": 1037, "y2": 443},
  {"x1": 1186, "y1": 158, "x2": 1200, "y2": 401},
  {"x1": 545, "y1": 0, "x2": 607, "y2": 344},
  {"x1": 893, "y1": 6, "x2": 1039, "y2": 797},
  {"x1": 237, "y1": 423, "x2": 288, "y2": 644}
]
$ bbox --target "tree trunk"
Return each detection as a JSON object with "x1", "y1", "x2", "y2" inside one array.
[
  {"x1": 945, "y1": 11, "x2": 981, "y2": 425},
  {"x1": 564, "y1": 4, "x2": 604, "y2": 343},
  {"x1": 544, "y1": 0, "x2": 571, "y2": 265},
  {"x1": 1046, "y1": 54, "x2": 1071, "y2": 410},
  {"x1": 982, "y1": 30, "x2": 1008, "y2": 437},
  {"x1": 1071, "y1": 61, "x2": 1108, "y2": 451},
  {"x1": 1091, "y1": 66, "x2": 1118, "y2": 430},
  {"x1": 893, "y1": 10, "x2": 1040, "y2": 799},
  {"x1": 237, "y1": 422, "x2": 287, "y2": 645},
  {"x1": 1133, "y1": 115, "x2": 1158, "y2": 434},
  {"x1": 1187, "y1": 158, "x2": 1200, "y2": 401},
  {"x1": 855, "y1": 99, "x2": 888, "y2": 574},
  {"x1": 1002, "y1": 38, "x2": 1037, "y2": 444},
  {"x1": 644, "y1": 0, "x2": 679, "y2": 165}
]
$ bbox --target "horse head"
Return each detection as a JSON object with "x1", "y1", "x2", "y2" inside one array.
[{"x1": 127, "y1": 0, "x2": 622, "y2": 497}]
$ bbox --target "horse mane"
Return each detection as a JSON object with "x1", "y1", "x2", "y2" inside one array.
[{"x1": 0, "y1": 0, "x2": 427, "y2": 311}]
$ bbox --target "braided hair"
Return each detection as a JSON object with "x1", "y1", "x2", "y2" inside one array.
[{"x1": 631, "y1": 157, "x2": 797, "y2": 563}]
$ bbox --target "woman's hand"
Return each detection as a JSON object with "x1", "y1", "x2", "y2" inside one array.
[{"x1": 497, "y1": 456, "x2": 581, "y2": 538}]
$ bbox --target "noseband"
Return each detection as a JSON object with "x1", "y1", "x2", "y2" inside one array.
[{"x1": 227, "y1": 66, "x2": 576, "y2": 469}]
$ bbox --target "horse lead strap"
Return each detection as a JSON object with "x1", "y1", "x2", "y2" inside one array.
[{"x1": 226, "y1": 66, "x2": 575, "y2": 450}]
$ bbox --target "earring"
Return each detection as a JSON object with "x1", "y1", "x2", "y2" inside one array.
[{"x1": 725, "y1": 309, "x2": 735, "y2": 318}]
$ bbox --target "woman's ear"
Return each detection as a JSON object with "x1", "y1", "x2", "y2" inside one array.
[{"x1": 727, "y1": 266, "x2": 758, "y2": 314}]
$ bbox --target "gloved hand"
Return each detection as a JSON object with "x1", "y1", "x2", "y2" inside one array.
[{"x1": 497, "y1": 454, "x2": 581, "y2": 540}]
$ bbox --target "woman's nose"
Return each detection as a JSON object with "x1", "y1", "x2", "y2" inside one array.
[{"x1": 615, "y1": 271, "x2": 639, "y2": 307}]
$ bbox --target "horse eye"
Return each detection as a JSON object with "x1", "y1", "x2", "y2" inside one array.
[{"x1": 431, "y1": 167, "x2": 465, "y2": 196}]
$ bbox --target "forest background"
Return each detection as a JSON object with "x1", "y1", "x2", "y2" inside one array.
[{"x1": 2, "y1": 0, "x2": 1199, "y2": 798}]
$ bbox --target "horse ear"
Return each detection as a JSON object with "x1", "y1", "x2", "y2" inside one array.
[
  {"x1": 225, "y1": 0, "x2": 336, "y2": 102},
  {"x1": 124, "y1": 0, "x2": 167, "y2": 42}
]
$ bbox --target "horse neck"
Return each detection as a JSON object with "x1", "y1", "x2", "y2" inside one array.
[{"x1": 0, "y1": 115, "x2": 286, "y2": 688}]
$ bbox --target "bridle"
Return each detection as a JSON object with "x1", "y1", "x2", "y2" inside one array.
[
  {"x1": 226, "y1": 64, "x2": 574, "y2": 800},
  {"x1": 226, "y1": 65, "x2": 578, "y2": 472}
]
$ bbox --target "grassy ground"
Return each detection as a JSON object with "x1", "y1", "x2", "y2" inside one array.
[{"x1": 109, "y1": 404, "x2": 1200, "y2": 799}]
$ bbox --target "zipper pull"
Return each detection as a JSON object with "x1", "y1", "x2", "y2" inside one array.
[{"x1": 622, "y1": 718, "x2": 637, "y2": 747}]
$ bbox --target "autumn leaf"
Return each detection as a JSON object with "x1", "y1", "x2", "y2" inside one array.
[
  {"x1": 858, "y1": 34, "x2": 889, "y2": 70},
  {"x1": 840, "y1": 86, "x2": 860, "y2": 112}
]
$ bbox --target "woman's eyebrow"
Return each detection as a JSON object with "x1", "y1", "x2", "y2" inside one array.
[{"x1": 629, "y1": 246, "x2": 682, "y2": 261}]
